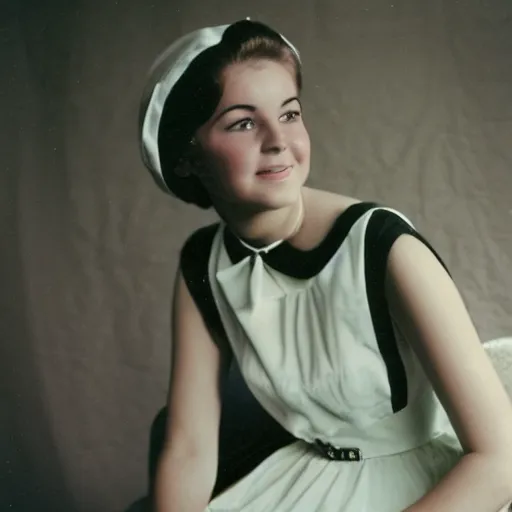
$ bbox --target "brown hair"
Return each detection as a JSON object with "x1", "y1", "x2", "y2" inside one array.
[{"x1": 157, "y1": 21, "x2": 302, "y2": 209}]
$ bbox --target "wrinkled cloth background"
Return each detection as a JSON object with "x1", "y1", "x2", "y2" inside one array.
[{"x1": 1, "y1": 0, "x2": 511, "y2": 511}]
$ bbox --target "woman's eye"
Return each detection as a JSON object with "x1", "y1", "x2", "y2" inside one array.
[
  {"x1": 281, "y1": 110, "x2": 302, "y2": 122},
  {"x1": 228, "y1": 118, "x2": 255, "y2": 131}
]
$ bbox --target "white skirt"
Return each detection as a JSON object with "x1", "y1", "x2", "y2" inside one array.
[{"x1": 205, "y1": 432, "x2": 462, "y2": 512}]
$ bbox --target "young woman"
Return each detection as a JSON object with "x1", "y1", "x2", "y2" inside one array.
[{"x1": 139, "y1": 19, "x2": 512, "y2": 512}]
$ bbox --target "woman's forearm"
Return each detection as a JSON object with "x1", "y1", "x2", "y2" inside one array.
[
  {"x1": 153, "y1": 449, "x2": 216, "y2": 512},
  {"x1": 404, "y1": 452, "x2": 512, "y2": 512}
]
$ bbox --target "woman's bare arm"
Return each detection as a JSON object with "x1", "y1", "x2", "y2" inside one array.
[
  {"x1": 385, "y1": 234, "x2": 512, "y2": 512},
  {"x1": 154, "y1": 268, "x2": 229, "y2": 512}
]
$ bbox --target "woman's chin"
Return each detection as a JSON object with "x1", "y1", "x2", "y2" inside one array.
[
  {"x1": 254, "y1": 172, "x2": 306, "y2": 207},
  {"x1": 212, "y1": 176, "x2": 306, "y2": 214}
]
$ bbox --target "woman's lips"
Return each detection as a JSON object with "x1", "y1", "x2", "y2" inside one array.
[{"x1": 256, "y1": 165, "x2": 292, "y2": 180}]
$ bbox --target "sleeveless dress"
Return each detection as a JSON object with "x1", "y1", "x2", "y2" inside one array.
[{"x1": 181, "y1": 202, "x2": 463, "y2": 512}]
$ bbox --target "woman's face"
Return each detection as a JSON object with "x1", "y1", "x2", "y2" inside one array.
[{"x1": 195, "y1": 58, "x2": 311, "y2": 213}]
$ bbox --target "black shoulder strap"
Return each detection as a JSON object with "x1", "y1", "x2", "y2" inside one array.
[
  {"x1": 364, "y1": 207, "x2": 450, "y2": 413},
  {"x1": 180, "y1": 223, "x2": 231, "y2": 355}
]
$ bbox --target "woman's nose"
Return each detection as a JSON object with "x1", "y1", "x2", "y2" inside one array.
[{"x1": 262, "y1": 124, "x2": 287, "y2": 153}]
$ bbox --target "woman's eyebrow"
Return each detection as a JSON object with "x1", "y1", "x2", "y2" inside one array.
[
  {"x1": 282, "y1": 96, "x2": 301, "y2": 108},
  {"x1": 213, "y1": 96, "x2": 301, "y2": 123},
  {"x1": 213, "y1": 104, "x2": 256, "y2": 122}
]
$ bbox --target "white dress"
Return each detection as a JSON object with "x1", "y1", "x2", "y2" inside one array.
[{"x1": 184, "y1": 203, "x2": 464, "y2": 512}]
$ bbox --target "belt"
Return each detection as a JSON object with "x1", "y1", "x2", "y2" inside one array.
[
  {"x1": 313, "y1": 440, "x2": 363, "y2": 461},
  {"x1": 304, "y1": 389, "x2": 447, "y2": 462}
]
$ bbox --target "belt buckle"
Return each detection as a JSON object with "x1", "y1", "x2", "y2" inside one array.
[{"x1": 314, "y1": 439, "x2": 363, "y2": 461}]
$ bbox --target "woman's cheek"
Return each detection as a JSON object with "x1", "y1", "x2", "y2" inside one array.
[{"x1": 292, "y1": 139, "x2": 310, "y2": 164}]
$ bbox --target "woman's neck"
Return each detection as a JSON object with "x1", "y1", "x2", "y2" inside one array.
[{"x1": 215, "y1": 191, "x2": 305, "y2": 249}]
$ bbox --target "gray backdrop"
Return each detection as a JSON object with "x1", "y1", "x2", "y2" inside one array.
[{"x1": 1, "y1": 0, "x2": 511, "y2": 510}]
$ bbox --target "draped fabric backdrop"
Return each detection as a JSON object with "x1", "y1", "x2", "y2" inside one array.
[{"x1": 1, "y1": 0, "x2": 511, "y2": 510}]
